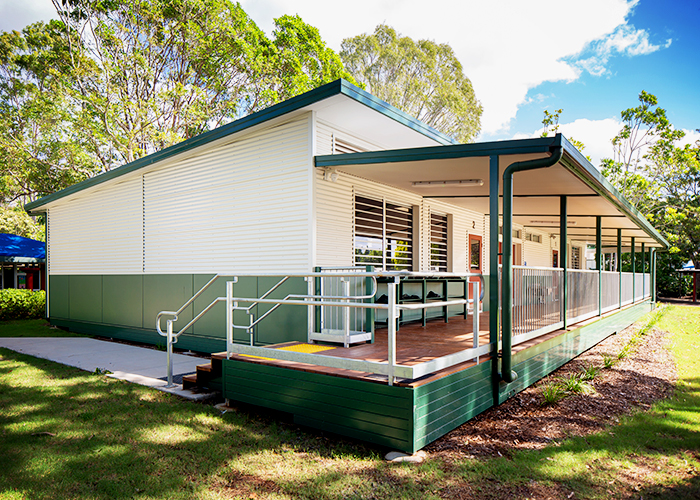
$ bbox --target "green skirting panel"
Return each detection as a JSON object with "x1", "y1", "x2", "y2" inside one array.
[
  {"x1": 221, "y1": 300, "x2": 654, "y2": 453},
  {"x1": 47, "y1": 274, "x2": 309, "y2": 353},
  {"x1": 222, "y1": 359, "x2": 414, "y2": 451}
]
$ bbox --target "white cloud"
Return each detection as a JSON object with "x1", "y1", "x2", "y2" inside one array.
[
  {"x1": 680, "y1": 129, "x2": 700, "y2": 148},
  {"x1": 570, "y1": 23, "x2": 670, "y2": 77},
  {"x1": 3, "y1": 0, "x2": 671, "y2": 139},
  {"x1": 239, "y1": 0, "x2": 664, "y2": 135},
  {"x1": 0, "y1": 0, "x2": 56, "y2": 32}
]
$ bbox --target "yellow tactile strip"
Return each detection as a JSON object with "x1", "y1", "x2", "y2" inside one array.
[
  {"x1": 239, "y1": 343, "x2": 335, "y2": 360},
  {"x1": 276, "y1": 343, "x2": 335, "y2": 354}
]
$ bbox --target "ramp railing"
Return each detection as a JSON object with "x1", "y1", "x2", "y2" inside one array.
[{"x1": 157, "y1": 271, "x2": 484, "y2": 387}]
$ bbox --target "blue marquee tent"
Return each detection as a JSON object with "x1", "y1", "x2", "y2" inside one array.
[{"x1": 0, "y1": 233, "x2": 45, "y2": 262}]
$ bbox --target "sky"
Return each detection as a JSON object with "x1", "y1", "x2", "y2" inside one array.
[{"x1": 2, "y1": 0, "x2": 699, "y2": 166}]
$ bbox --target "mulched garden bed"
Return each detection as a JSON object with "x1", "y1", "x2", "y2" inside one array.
[{"x1": 426, "y1": 314, "x2": 677, "y2": 460}]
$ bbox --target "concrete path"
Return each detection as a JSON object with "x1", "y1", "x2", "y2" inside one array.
[{"x1": 0, "y1": 337, "x2": 216, "y2": 401}]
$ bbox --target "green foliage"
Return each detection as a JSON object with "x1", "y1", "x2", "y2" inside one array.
[
  {"x1": 558, "y1": 373, "x2": 594, "y2": 395},
  {"x1": 0, "y1": 1, "x2": 350, "y2": 204},
  {"x1": 0, "y1": 206, "x2": 44, "y2": 240},
  {"x1": 580, "y1": 363, "x2": 601, "y2": 381},
  {"x1": 340, "y1": 24, "x2": 482, "y2": 143},
  {"x1": 541, "y1": 382, "x2": 567, "y2": 405},
  {"x1": 601, "y1": 353, "x2": 616, "y2": 368},
  {"x1": 0, "y1": 289, "x2": 45, "y2": 320},
  {"x1": 270, "y1": 15, "x2": 357, "y2": 102},
  {"x1": 601, "y1": 91, "x2": 700, "y2": 277}
]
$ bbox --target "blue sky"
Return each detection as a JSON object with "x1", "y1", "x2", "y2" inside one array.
[{"x1": 2, "y1": 0, "x2": 698, "y2": 166}]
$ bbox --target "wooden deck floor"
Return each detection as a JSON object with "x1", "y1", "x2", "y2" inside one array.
[{"x1": 220, "y1": 311, "x2": 569, "y2": 387}]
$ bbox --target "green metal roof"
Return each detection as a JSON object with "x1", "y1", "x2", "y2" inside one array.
[{"x1": 26, "y1": 79, "x2": 456, "y2": 213}]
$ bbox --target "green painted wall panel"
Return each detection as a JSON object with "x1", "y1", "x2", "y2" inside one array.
[
  {"x1": 48, "y1": 275, "x2": 70, "y2": 319},
  {"x1": 103, "y1": 275, "x2": 143, "y2": 328},
  {"x1": 143, "y1": 274, "x2": 194, "y2": 334},
  {"x1": 192, "y1": 274, "x2": 227, "y2": 339},
  {"x1": 69, "y1": 275, "x2": 103, "y2": 323},
  {"x1": 255, "y1": 276, "x2": 308, "y2": 345}
]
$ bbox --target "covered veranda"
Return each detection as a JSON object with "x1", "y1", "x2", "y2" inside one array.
[{"x1": 312, "y1": 133, "x2": 668, "y2": 383}]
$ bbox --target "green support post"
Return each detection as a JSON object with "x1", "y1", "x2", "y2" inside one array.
[
  {"x1": 560, "y1": 196, "x2": 568, "y2": 329},
  {"x1": 501, "y1": 137, "x2": 563, "y2": 384},
  {"x1": 641, "y1": 242, "x2": 646, "y2": 300},
  {"x1": 617, "y1": 229, "x2": 622, "y2": 309},
  {"x1": 652, "y1": 248, "x2": 657, "y2": 303},
  {"x1": 596, "y1": 216, "x2": 602, "y2": 316},
  {"x1": 631, "y1": 237, "x2": 636, "y2": 304},
  {"x1": 488, "y1": 154, "x2": 501, "y2": 398}
]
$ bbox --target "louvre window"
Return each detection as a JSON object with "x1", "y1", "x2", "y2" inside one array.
[
  {"x1": 430, "y1": 212, "x2": 448, "y2": 272},
  {"x1": 525, "y1": 232, "x2": 542, "y2": 243},
  {"x1": 571, "y1": 246, "x2": 581, "y2": 269},
  {"x1": 354, "y1": 195, "x2": 413, "y2": 271}
]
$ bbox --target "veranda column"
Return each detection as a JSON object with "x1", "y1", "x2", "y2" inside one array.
[
  {"x1": 617, "y1": 229, "x2": 622, "y2": 309},
  {"x1": 596, "y1": 216, "x2": 602, "y2": 316},
  {"x1": 641, "y1": 242, "x2": 646, "y2": 300},
  {"x1": 631, "y1": 237, "x2": 636, "y2": 304},
  {"x1": 488, "y1": 155, "x2": 500, "y2": 395},
  {"x1": 560, "y1": 196, "x2": 568, "y2": 329}
]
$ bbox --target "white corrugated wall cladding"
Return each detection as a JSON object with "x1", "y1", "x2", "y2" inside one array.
[
  {"x1": 144, "y1": 115, "x2": 312, "y2": 274},
  {"x1": 315, "y1": 119, "x2": 383, "y2": 155},
  {"x1": 522, "y1": 229, "x2": 553, "y2": 267},
  {"x1": 314, "y1": 170, "x2": 489, "y2": 271},
  {"x1": 48, "y1": 176, "x2": 143, "y2": 274}
]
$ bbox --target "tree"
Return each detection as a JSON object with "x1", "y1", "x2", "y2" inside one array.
[
  {"x1": 601, "y1": 91, "x2": 684, "y2": 210},
  {"x1": 340, "y1": 24, "x2": 482, "y2": 143},
  {"x1": 601, "y1": 91, "x2": 700, "y2": 292},
  {"x1": 0, "y1": 206, "x2": 44, "y2": 240},
  {"x1": 0, "y1": 0, "x2": 352, "y2": 206}
]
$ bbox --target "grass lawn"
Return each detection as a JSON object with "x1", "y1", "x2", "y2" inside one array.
[
  {"x1": 1, "y1": 304, "x2": 699, "y2": 499},
  {"x1": 0, "y1": 319, "x2": 83, "y2": 337}
]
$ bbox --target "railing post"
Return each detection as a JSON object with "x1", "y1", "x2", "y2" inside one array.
[
  {"x1": 472, "y1": 280, "x2": 480, "y2": 347},
  {"x1": 166, "y1": 319, "x2": 174, "y2": 388},
  {"x1": 226, "y1": 281, "x2": 234, "y2": 358},
  {"x1": 342, "y1": 278, "x2": 351, "y2": 348},
  {"x1": 387, "y1": 278, "x2": 398, "y2": 386}
]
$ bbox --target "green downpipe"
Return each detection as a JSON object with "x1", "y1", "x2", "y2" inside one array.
[{"x1": 501, "y1": 134, "x2": 564, "y2": 384}]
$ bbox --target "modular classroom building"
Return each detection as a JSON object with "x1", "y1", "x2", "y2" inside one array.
[{"x1": 26, "y1": 80, "x2": 668, "y2": 452}]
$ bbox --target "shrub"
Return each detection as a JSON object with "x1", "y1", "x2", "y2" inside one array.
[
  {"x1": 580, "y1": 363, "x2": 601, "y2": 381},
  {"x1": 559, "y1": 373, "x2": 594, "y2": 394},
  {"x1": 0, "y1": 289, "x2": 46, "y2": 320},
  {"x1": 602, "y1": 353, "x2": 616, "y2": 368},
  {"x1": 541, "y1": 383, "x2": 567, "y2": 405}
]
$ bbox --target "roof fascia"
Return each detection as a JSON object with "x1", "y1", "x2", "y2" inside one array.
[
  {"x1": 314, "y1": 136, "x2": 556, "y2": 168},
  {"x1": 27, "y1": 79, "x2": 453, "y2": 213}
]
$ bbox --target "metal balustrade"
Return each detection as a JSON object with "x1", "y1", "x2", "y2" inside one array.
[
  {"x1": 511, "y1": 266, "x2": 563, "y2": 343},
  {"x1": 567, "y1": 269, "x2": 599, "y2": 324},
  {"x1": 156, "y1": 267, "x2": 654, "y2": 387},
  {"x1": 601, "y1": 271, "x2": 620, "y2": 314}
]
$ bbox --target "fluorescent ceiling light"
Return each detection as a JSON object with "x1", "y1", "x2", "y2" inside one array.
[
  {"x1": 529, "y1": 220, "x2": 577, "y2": 226},
  {"x1": 412, "y1": 179, "x2": 483, "y2": 187}
]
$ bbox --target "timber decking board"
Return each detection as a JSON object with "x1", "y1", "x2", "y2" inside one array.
[{"x1": 220, "y1": 313, "x2": 491, "y2": 385}]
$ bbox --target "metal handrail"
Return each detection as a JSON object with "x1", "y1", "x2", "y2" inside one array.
[{"x1": 155, "y1": 270, "x2": 484, "y2": 387}]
